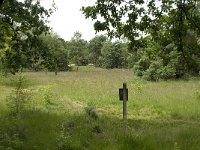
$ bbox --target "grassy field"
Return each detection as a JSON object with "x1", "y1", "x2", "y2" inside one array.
[{"x1": 0, "y1": 67, "x2": 200, "y2": 150}]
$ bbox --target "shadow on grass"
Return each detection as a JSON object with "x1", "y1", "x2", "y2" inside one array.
[{"x1": 0, "y1": 109, "x2": 200, "y2": 150}]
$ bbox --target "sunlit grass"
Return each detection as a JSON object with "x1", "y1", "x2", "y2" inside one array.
[
  {"x1": 22, "y1": 69, "x2": 200, "y2": 120},
  {"x1": 0, "y1": 67, "x2": 200, "y2": 149}
]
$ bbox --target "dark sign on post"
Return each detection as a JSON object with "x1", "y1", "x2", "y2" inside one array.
[
  {"x1": 119, "y1": 88, "x2": 128, "y2": 101},
  {"x1": 119, "y1": 83, "x2": 128, "y2": 135}
]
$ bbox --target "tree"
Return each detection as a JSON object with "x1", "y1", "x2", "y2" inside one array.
[
  {"x1": 0, "y1": 0, "x2": 55, "y2": 74},
  {"x1": 82, "y1": 0, "x2": 200, "y2": 76},
  {"x1": 101, "y1": 41, "x2": 128, "y2": 69},
  {"x1": 88, "y1": 35, "x2": 107, "y2": 66},
  {"x1": 40, "y1": 33, "x2": 69, "y2": 73},
  {"x1": 82, "y1": 0, "x2": 200, "y2": 44},
  {"x1": 67, "y1": 31, "x2": 88, "y2": 66}
]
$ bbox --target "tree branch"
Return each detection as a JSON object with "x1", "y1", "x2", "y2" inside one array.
[{"x1": 181, "y1": 6, "x2": 200, "y2": 31}]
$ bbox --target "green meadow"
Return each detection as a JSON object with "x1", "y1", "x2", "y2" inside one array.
[{"x1": 0, "y1": 67, "x2": 200, "y2": 150}]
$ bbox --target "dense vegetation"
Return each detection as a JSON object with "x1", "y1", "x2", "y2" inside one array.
[
  {"x1": 82, "y1": 0, "x2": 200, "y2": 80},
  {"x1": 1, "y1": 0, "x2": 199, "y2": 80}
]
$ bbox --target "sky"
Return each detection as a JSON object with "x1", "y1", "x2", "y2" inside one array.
[{"x1": 42, "y1": 0, "x2": 101, "y2": 41}]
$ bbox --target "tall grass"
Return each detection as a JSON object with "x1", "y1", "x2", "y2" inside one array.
[{"x1": 0, "y1": 67, "x2": 200, "y2": 149}]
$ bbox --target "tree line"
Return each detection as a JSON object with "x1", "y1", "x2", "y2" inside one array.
[
  {"x1": 2, "y1": 31, "x2": 133, "y2": 72},
  {"x1": 0, "y1": 0, "x2": 200, "y2": 81},
  {"x1": 0, "y1": 0, "x2": 131, "y2": 75}
]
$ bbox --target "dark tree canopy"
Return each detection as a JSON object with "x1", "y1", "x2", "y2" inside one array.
[
  {"x1": 0, "y1": 0, "x2": 55, "y2": 74},
  {"x1": 82, "y1": 0, "x2": 200, "y2": 76},
  {"x1": 82, "y1": 0, "x2": 200, "y2": 46}
]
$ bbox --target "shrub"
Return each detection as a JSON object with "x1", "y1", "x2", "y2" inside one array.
[
  {"x1": 43, "y1": 88, "x2": 57, "y2": 110},
  {"x1": 133, "y1": 56, "x2": 150, "y2": 77},
  {"x1": 84, "y1": 103, "x2": 98, "y2": 120},
  {"x1": 142, "y1": 59, "x2": 162, "y2": 81},
  {"x1": 160, "y1": 65, "x2": 176, "y2": 79},
  {"x1": 30, "y1": 86, "x2": 59, "y2": 112},
  {"x1": 134, "y1": 49, "x2": 180, "y2": 81}
]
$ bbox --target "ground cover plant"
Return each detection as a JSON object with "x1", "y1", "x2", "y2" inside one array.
[{"x1": 0, "y1": 67, "x2": 200, "y2": 150}]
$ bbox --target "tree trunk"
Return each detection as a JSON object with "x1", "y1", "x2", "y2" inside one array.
[{"x1": 177, "y1": 0, "x2": 189, "y2": 71}]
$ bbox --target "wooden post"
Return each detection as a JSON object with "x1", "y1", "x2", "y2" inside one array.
[{"x1": 123, "y1": 82, "x2": 127, "y2": 135}]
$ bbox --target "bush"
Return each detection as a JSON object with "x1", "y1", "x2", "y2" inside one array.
[
  {"x1": 133, "y1": 56, "x2": 150, "y2": 77},
  {"x1": 134, "y1": 49, "x2": 181, "y2": 81},
  {"x1": 142, "y1": 59, "x2": 162, "y2": 81},
  {"x1": 29, "y1": 86, "x2": 59, "y2": 112},
  {"x1": 160, "y1": 65, "x2": 176, "y2": 79},
  {"x1": 84, "y1": 103, "x2": 98, "y2": 120}
]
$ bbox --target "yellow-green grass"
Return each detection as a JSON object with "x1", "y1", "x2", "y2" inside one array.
[
  {"x1": 23, "y1": 70, "x2": 200, "y2": 120},
  {"x1": 0, "y1": 68, "x2": 200, "y2": 150}
]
